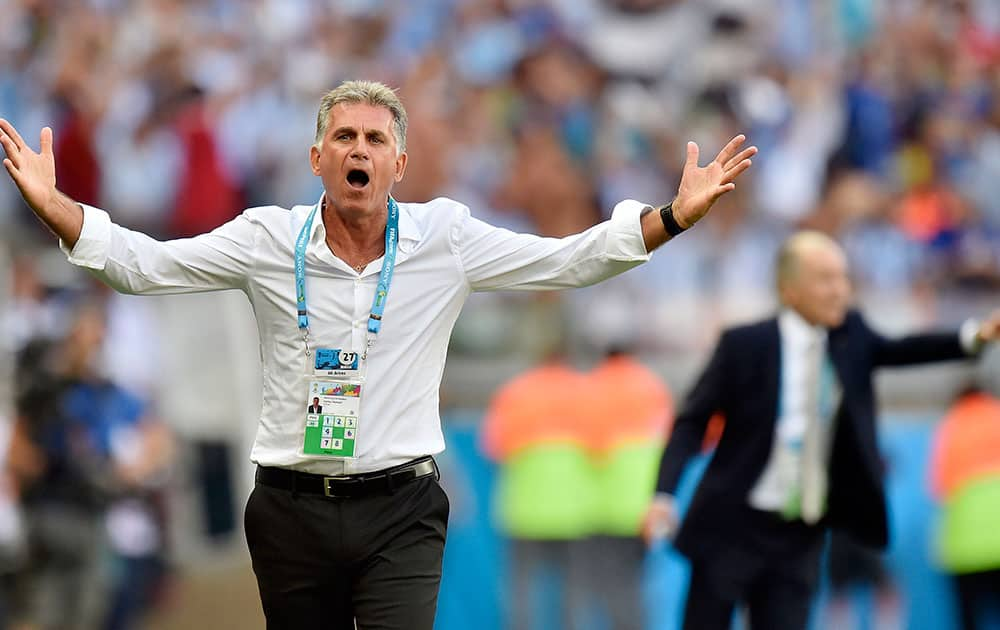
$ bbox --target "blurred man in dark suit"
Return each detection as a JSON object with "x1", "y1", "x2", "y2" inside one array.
[{"x1": 642, "y1": 231, "x2": 1000, "y2": 630}]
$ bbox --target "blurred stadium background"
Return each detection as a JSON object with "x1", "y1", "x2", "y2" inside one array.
[{"x1": 1, "y1": 0, "x2": 999, "y2": 628}]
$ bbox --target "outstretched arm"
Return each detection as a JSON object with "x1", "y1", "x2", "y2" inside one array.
[
  {"x1": 458, "y1": 134, "x2": 757, "y2": 292},
  {"x1": 640, "y1": 134, "x2": 757, "y2": 252},
  {"x1": 870, "y1": 309, "x2": 1000, "y2": 366},
  {"x1": 2, "y1": 118, "x2": 255, "y2": 295},
  {"x1": 0, "y1": 119, "x2": 84, "y2": 247}
]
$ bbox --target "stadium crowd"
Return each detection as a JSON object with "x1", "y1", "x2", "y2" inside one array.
[{"x1": 2, "y1": 0, "x2": 1000, "y2": 345}]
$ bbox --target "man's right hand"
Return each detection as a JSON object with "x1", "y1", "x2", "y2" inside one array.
[
  {"x1": 1, "y1": 119, "x2": 84, "y2": 246},
  {"x1": 1, "y1": 119, "x2": 57, "y2": 213},
  {"x1": 641, "y1": 494, "x2": 679, "y2": 548}
]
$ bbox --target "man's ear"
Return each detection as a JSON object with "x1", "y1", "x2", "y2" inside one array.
[
  {"x1": 310, "y1": 145, "x2": 321, "y2": 176},
  {"x1": 394, "y1": 151, "x2": 408, "y2": 182},
  {"x1": 777, "y1": 283, "x2": 793, "y2": 309}
]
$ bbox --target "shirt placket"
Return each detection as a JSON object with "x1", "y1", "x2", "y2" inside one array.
[
  {"x1": 344, "y1": 274, "x2": 369, "y2": 475},
  {"x1": 352, "y1": 274, "x2": 369, "y2": 351}
]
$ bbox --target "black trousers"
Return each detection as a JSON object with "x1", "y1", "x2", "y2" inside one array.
[
  {"x1": 683, "y1": 557, "x2": 817, "y2": 630},
  {"x1": 955, "y1": 568, "x2": 1000, "y2": 630},
  {"x1": 244, "y1": 471, "x2": 450, "y2": 629},
  {"x1": 681, "y1": 510, "x2": 823, "y2": 630}
]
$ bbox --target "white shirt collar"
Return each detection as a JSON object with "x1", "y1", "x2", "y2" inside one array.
[
  {"x1": 306, "y1": 193, "x2": 422, "y2": 251},
  {"x1": 779, "y1": 307, "x2": 826, "y2": 347}
]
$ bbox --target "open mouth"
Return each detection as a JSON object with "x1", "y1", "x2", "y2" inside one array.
[{"x1": 346, "y1": 169, "x2": 370, "y2": 189}]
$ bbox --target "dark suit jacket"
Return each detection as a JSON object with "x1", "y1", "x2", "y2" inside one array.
[
  {"x1": 308, "y1": 405, "x2": 322, "y2": 414},
  {"x1": 656, "y1": 309, "x2": 968, "y2": 561}
]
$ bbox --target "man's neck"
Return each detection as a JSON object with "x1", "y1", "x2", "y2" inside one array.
[{"x1": 322, "y1": 195, "x2": 388, "y2": 269}]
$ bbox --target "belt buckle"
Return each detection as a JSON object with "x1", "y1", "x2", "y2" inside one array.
[{"x1": 323, "y1": 476, "x2": 353, "y2": 498}]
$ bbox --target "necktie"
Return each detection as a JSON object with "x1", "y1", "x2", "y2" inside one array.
[{"x1": 800, "y1": 336, "x2": 827, "y2": 524}]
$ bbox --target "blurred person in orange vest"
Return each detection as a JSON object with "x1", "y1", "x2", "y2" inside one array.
[
  {"x1": 929, "y1": 376, "x2": 1000, "y2": 630},
  {"x1": 480, "y1": 342, "x2": 595, "y2": 630},
  {"x1": 582, "y1": 344, "x2": 672, "y2": 630}
]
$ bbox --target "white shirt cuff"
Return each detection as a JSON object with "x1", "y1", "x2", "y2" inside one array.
[
  {"x1": 59, "y1": 204, "x2": 111, "y2": 270},
  {"x1": 960, "y1": 318, "x2": 984, "y2": 354},
  {"x1": 605, "y1": 199, "x2": 654, "y2": 261}
]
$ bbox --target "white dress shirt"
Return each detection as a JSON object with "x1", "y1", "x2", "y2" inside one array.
[
  {"x1": 749, "y1": 310, "x2": 983, "y2": 516},
  {"x1": 749, "y1": 309, "x2": 834, "y2": 514},
  {"x1": 62, "y1": 196, "x2": 651, "y2": 474}
]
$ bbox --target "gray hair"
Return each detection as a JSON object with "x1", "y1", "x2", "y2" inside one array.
[
  {"x1": 314, "y1": 80, "x2": 408, "y2": 153},
  {"x1": 775, "y1": 230, "x2": 841, "y2": 291}
]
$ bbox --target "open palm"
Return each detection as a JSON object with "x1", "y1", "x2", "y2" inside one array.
[
  {"x1": 673, "y1": 134, "x2": 756, "y2": 228},
  {"x1": 0, "y1": 119, "x2": 57, "y2": 213}
]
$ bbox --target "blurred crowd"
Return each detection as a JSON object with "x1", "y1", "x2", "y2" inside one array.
[
  {"x1": 1, "y1": 0, "x2": 1000, "y2": 628},
  {"x1": 2, "y1": 302, "x2": 173, "y2": 630},
  {"x1": 1, "y1": 0, "x2": 999, "y2": 352}
]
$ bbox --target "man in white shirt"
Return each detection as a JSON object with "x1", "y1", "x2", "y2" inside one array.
[
  {"x1": 0, "y1": 79, "x2": 755, "y2": 629},
  {"x1": 641, "y1": 231, "x2": 1000, "y2": 630}
]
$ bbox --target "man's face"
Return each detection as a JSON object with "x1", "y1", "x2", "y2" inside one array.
[
  {"x1": 310, "y1": 103, "x2": 407, "y2": 215},
  {"x1": 313, "y1": 398, "x2": 320, "y2": 406},
  {"x1": 780, "y1": 243, "x2": 851, "y2": 328},
  {"x1": 69, "y1": 308, "x2": 106, "y2": 359}
]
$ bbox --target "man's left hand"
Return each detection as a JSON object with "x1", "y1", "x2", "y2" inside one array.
[
  {"x1": 672, "y1": 134, "x2": 757, "y2": 228},
  {"x1": 977, "y1": 310, "x2": 1000, "y2": 343}
]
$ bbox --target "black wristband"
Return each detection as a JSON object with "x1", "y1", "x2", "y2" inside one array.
[{"x1": 659, "y1": 201, "x2": 688, "y2": 237}]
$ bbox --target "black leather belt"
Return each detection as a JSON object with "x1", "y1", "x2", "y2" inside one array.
[{"x1": 255, "y1": 457, "x2": 438, "y2": 498}]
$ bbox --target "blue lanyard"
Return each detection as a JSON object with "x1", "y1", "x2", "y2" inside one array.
[{"x1": 294, "y1": 198, "x2": 400, "y2": 356}]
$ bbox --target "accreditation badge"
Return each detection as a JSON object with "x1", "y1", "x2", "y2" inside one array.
[{"x1": 301, "y1": 348, "x2": 362, "y2": 458}]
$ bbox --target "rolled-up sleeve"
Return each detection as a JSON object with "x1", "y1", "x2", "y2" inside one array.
[
  {"x1": 60, "y1": 204, "x2": 258, "y2": 295},
  {"x1": 456, "y1": 199, "x2": 652, "y2": 292}
]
